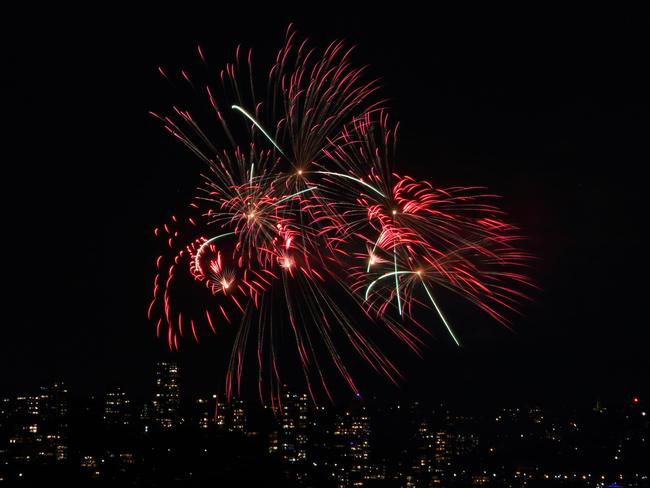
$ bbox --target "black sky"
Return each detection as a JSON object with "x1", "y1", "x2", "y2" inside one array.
[{"x1": 4, "y1": 8, "x2": 648, "y2": 405}]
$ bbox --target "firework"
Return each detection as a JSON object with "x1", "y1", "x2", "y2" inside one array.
[{"x1": 148, "y1": 25, "x2": 532, "y2": 406}]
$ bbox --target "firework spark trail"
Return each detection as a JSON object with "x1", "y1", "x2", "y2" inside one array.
[
  {"x1": 419, "y1": 278, "x2": 461, "y2": 347},
  {"x1": 231, "y1": 104, "x2": 285, "y2": 156},
  {"x1": 148, "y1": 25, "x2": 533, "y2": 407}
]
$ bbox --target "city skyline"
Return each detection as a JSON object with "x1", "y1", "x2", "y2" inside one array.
[
  {"x1": 3, "y1": 7, "x2": 649, "y2": 486},
  {"x1": 1, "y1": 364, "x2": 647, "y2": 485}
]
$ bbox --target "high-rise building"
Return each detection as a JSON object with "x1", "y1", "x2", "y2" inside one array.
[
  {"x1": 210, "y1": 396, "x2": 246, "y2": 433},
  {"x1": 406, "y1": 420, "x2": 435, "y2": 488},
  {"x1": 433, "y1": 431, "x2": 452, "y2": 473},
  {"x1": 42, "y1": 382, "x2": 69, "y2": 462},
  {"x1": 268, "y1": 429, "x2": 279, "y2": 454},
  {"x1": 350, "y1": 409, "x2": 372, "y2": 487},
  {"x1": 103, "y1": 387, "x2": 131, "y2": 427},
  {"x1": 332, "y1": 408, "x2": 372, "y2": 487},
  {"x1": 151, "y1": 361, "x2": 180, "y2": 429},
  {"x1": 41, "y1": 382, "x2": 68, "y2": 419},
  {"x1": 6, "y1": 383, "x2": 69, "y2": 465},
  {"x1": 278, "y1": 390, "x2": 309, "y2": 463},
  {"x1": 194, "y1": 396, "x2": 215, "y2": 429},
  {"x1": 230, "y1": 398, "x2": 246, "y2": 433},
  {"x1": 214, "y1": 397, "x2": 227, "y2": 429}
]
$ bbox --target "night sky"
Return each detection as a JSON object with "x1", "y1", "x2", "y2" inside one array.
[{"x1": 5, "y1": 9, "x2": 648, "y2": 405}]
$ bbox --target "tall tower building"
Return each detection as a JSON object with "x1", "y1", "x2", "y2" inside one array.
[
  {"x1": 41, "y1": 382, "x2": 69, "y2": 462},
  {"x1": 7, "y1": 382, "x2": 69, "y2": 464},
  {"x1": 210, "y1": 395, "x2": 246, "y2": 433},
  {"x1": 279, "y1": 390, "x2": 309, "y2": 463},
  {"x1": 230, "y1": 398, "x2": 246, "y2": 433},
  {"x1": 406, "y1": 420, "x2": 435, "y2": 488},
  {"x1": 214, "y1": 396, "x2": 227, "y2": 429},
  {"x1": 349, "y1": 409, "x2": 372, "y2": 486},
  {"x1": 103, "y1": 387, "x2": 131, "y2": 427},
  {"x1": 41, "y1": 382, "x2": 68, "y2": 419},
  {"x1": 432, "y1": 430, "x2": 452, "y2": 483},
  {"x1": 332, "y1": 408, "x2": 372, "y2": 487},
  {"x1": 194, "y1": 396, "x2": 212, "y2": 429},
  {"x1": 151, "y1": 361, "x2": 180, "y2": 429}
]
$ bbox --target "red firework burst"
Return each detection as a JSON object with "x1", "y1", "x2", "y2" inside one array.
[{"x1": 148, "y1": 25, "x2": 534, "y2": 407}]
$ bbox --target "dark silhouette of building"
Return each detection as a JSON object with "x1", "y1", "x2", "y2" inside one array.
[
  {"x1": 151, "y1": 361, "x2": 180, "y2": 430},
  {"x1": 103, "y1": 386, "x2": 131, "y2": 427}
]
